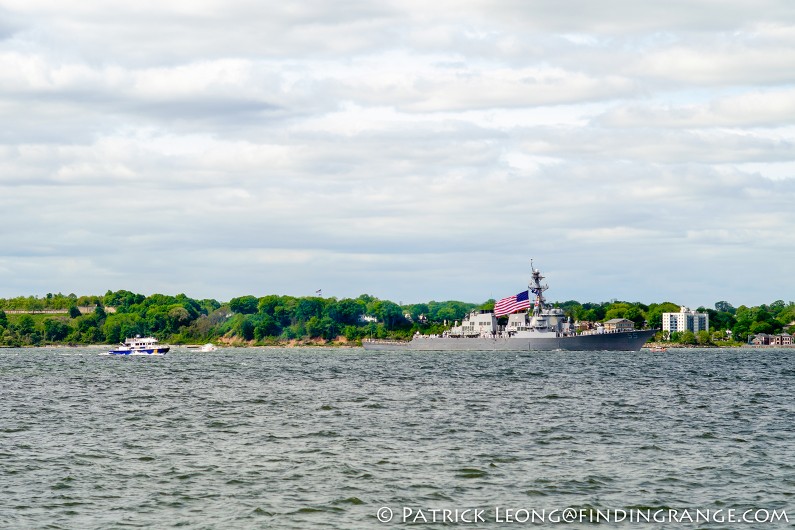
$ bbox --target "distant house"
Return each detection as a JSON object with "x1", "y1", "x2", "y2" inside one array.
[
  {"x1": 751, "y1": 333, "x2": 770, "y2": 345},
  {"x1": 604, "y1": 318, "x2": 634, "y2": 332},
  {"x1": 751, "y1": 333, "x2": 792, "y2": 346},
  {"x1": 359, "y1": 315, "x2": 377, "y2": 323}
]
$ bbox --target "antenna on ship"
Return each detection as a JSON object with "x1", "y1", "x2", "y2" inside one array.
[{"x1": 528, "y1": 259, "x2": 549, "y2": 316}]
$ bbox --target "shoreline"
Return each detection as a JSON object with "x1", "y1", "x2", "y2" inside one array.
[
  {"x1": 3, "y1": 342, "x2": 795, "y2": 350},
  {"x1": 644, "y1": 341, "x2": 795, "y2": 349}
]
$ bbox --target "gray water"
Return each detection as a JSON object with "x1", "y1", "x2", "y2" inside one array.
[{"x1": 1, "y1": 347, "x2": 793, "y2": 529}]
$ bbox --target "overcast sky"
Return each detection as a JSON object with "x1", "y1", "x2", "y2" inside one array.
[{"x1": 1, "y1": 0, "x2": 793, "y2": 308}]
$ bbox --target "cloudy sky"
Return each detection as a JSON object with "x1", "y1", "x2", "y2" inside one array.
[{"x1": 1, "y1": 0, "x2": 793, "y2": 308}]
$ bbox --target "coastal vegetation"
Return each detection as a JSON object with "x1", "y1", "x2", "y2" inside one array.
[{"x1": 0, "y1": 291, "x2": 793, "y2": 347}]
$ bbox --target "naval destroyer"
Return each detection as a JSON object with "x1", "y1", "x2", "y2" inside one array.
[{"x1": 362, "y1": 263, "x2": 655, "y2": 352}]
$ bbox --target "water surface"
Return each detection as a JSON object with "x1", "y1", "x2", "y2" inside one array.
[{"x1": 1, "y1": 347, "x2": 793, "y2": 528}]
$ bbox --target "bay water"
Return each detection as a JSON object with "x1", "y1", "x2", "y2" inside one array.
[{"x1": 1, "y1": 347, "x2": 793, "y2": 528}]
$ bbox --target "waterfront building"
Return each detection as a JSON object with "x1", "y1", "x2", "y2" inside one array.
[
  {"x1": 662, "y1": 306, "x2": 709, "y2": 333},
  {"x1": 604, "y1": 318, "x2": 635, "y2": 332},
  {"x1": 751, "y1": 333, "x2": 770, "y2": 345},
  {"x1": 751, "y1": 333, "x2": 792, "y2": 346}
]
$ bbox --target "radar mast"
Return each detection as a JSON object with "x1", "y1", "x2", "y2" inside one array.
[{"x1": 529, "y1": 259, "x2": 549, "y2": 316}]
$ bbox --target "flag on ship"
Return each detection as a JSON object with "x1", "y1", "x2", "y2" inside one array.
[{"x1": 494, "y1": 290, "x2": 531, "y2": 316}]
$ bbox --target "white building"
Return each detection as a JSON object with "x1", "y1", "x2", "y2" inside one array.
[
  {"x1": 662, "y1": 306, "x2": 709, "y2": 333},
  {"x1": 604, "y1": 318, "x2": 635, "y2": 332}
]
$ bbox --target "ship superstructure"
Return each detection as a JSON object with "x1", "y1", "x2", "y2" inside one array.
[{"x1": 363, "y1": 262, "x2": 655, "y2": 352}]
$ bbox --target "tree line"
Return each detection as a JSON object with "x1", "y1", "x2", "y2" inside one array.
[{"x1": 0, "y1": 290, "x2": 793, "y2": 347}]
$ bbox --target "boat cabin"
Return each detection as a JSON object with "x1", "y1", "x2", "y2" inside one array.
[{"x1": 448, "y1": 310, "x2": 497, "y2": 337}]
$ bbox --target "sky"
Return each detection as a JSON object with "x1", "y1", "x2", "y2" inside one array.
[{"x1": 1, "y1": 0, "x2": 793, "y2": 308}]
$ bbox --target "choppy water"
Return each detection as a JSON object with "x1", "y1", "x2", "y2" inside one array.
[{"x1": 1, "y1": 347, "x2": 794, "y2": 529}]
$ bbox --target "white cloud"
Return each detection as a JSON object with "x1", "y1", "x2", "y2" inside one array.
[{"x1": 597, "y1": 88, "x2": 795, "y2": 128}]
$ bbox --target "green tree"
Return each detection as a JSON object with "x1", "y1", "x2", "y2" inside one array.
[
  {"x1": 408, "y1": 303, "x2": 430, "y2": 321},
  {"x1": 557, "y1": 300, "x2": 583, "y2": 320},
  {"x1": 75, "y1": 313, "x2": 104, "y2": 341},
  {"x1": 342, "y1": 325, "x2": 360, "y2": 341},
  {"x1": 680, "y1": 331, "x2": 697, "y2": 345},
  {"x1": 696, "y1": 330, "x2": 711, "y2": 345},
  {"x1": 185, "y1": 314, "x2": 215, "y2": 340},
  {"x1": 103, "y1": 289, "x2": 145, "y2": 310},
  {"x1": 305, "y1": 316, "x2": 323, "y2": 338},
  {"x1": 711, "y1": 330, "x2": 727, "y2": 343},
  {"x1": 624, "y1": 306, "x2": 645, "y2": 328},
  {"x1": 422, "y1": 300, "x2": 475, "y2": 323},
  {"x1": 604, "y1": 302, "x2": 632, "y2": 321},
  {"x1": 579, "y1": 302, "x2": 607, "y2": 322},
  {"x1": 709, "y1": 309, "x2": 736, "y2": 331},
  {"x1": 26, "y1": 297, "x2": 44, "y2": 312},
  {"x1": 732, "y1": 307, "x2": 753, "y2": 341},
  {"x1": 326, "y1": 298, "x2": 366, "y2": 326},
  {"x1": 68, "y1": 306, "x2": 82, "y2": 319},
  {"x1": 229, "y1": 295, "x2": 258, "y2": 315},
  {"x1": 372, "y1": 300, "x2": 406, "y2": 329},
  {"x1": 254, "y1": 315, "x2": 280, "y2": 340},
  {"x1": 144, "y1": 306, "x2": 169, "y2": 333},
  {"x1": 319, "y1": 316, "x2": 338, "y2": 340},
  {"x1": 776, "y1": 304, "x2": 795, "y2": 330},
  {"x1": 295, "y1": 298, "x2": 324, "y2": 323},
  {"x1": 198, "y1": 298, "x2": 221, "y2": 315},
  {"x1": 175, "y1": 294, "x2": 202, "y2": 320},
  {"x1": 750, "y1": 321, "x2": 773, "y2": 334},
  {"x1": 103, "y1": 313, "x2": 146, "y2": 344},
  {"x1": 167, "y1": 306, "x2": 191, "y2": 332},
  {"x1": 43, "y1": 318, "x2": 71, "y2": 341},
  {"x1": 646, "y1": 302, "x2": 680, "y2": 330},
  {"x1": 16, "y1": 315, "x2": 36, "y2": 335},
  {"x1": 257, "y1": 295, "x2": 281, "y2": 316},
  {"x1": 237, "y1": 317, "x2": 255, "y2": 340},
  {"x1": 769, "y1": 300, "x2": 787, "y2": 317},
  {"x1": 280, "y1": 324, "x2": 298, "y2": 341}
]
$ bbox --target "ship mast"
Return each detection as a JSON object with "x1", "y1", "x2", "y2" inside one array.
[{"x1": 528, "y1": 259, "x2": 549, "y2": 316}]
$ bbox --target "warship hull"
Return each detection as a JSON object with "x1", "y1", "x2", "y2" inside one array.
[{"x1": 362, "y1": 329, "x2": 656, "y2": 352}]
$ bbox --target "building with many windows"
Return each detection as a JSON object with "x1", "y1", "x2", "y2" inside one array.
[
  {"x1": 662, "y1": 306, "x2": 709, "y2": 334},
  {"x1": 752, "y1": 333, "x2": 793, "y2": 346}
]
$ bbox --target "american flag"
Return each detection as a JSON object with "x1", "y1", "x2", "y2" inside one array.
[{"x1": 494, "y1": 290, "x2": 531, "y2": 316}]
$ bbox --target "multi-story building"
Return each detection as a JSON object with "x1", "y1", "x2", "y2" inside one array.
[
  {"x1": 662, "y1": 306, "x2": 709, "y2": 334},
  {"x1": 751, "y1": 333, "x2": 793, "y2": 346},
  {"x1": 751, "y1": 333, "x2": 770, "y2": 345}
]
